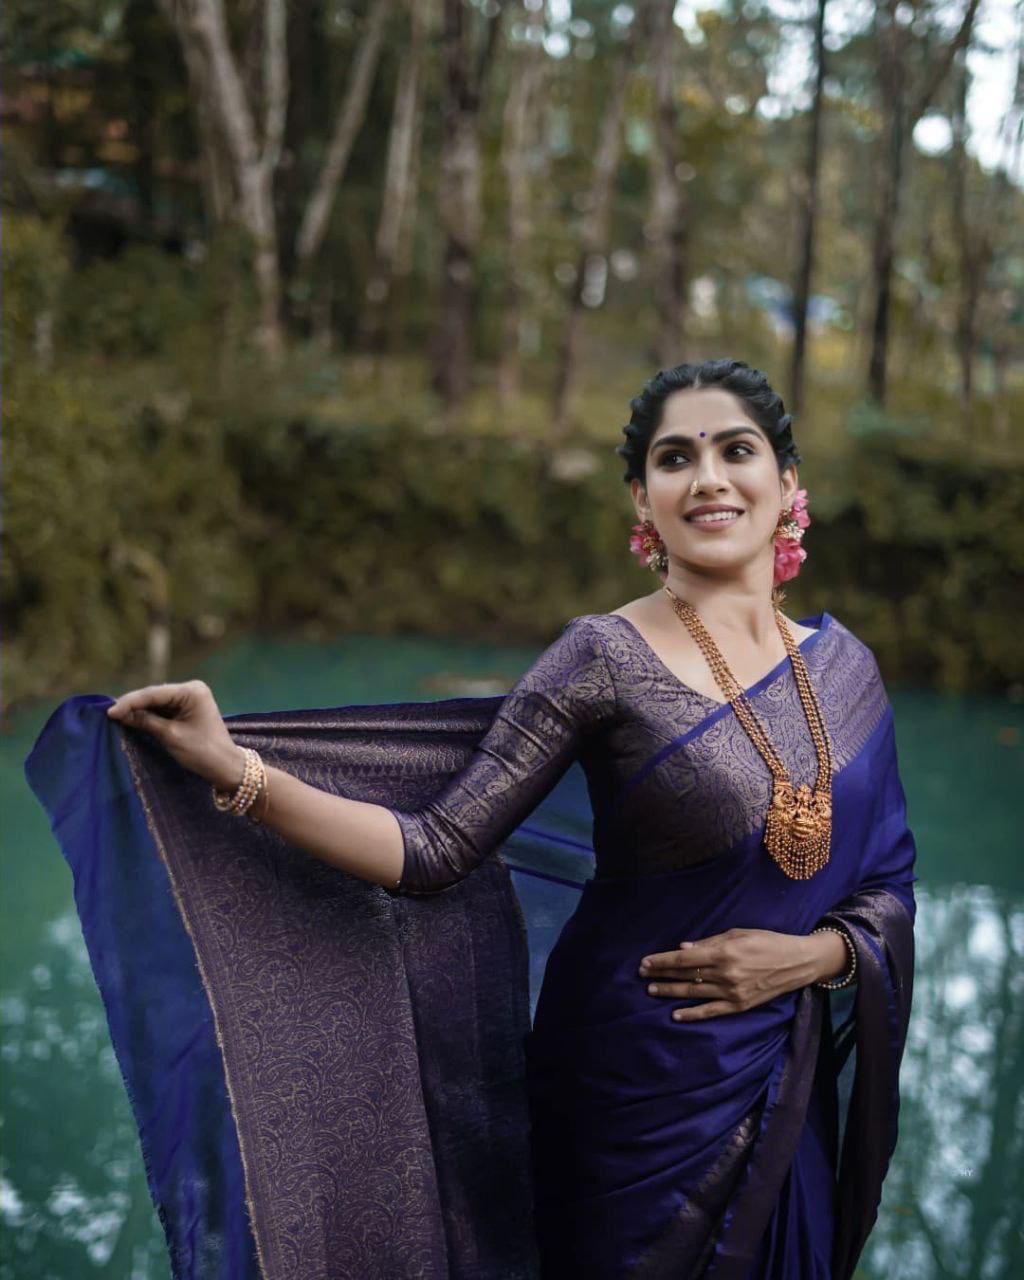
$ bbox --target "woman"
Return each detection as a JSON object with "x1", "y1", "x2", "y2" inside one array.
[{"x1": 29, "y1": 358, "x2": 915, "y2": 1280}]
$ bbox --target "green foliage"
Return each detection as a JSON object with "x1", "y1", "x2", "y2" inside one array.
[
  {"x1": 5, "y1": 369, "x2": 1022, "y2": 711},
  {"x1": 801, "y1": 432, "x2": 1024, "y2": 691},
  {"x1": 60, "y1": 244, "x2": 198, "y2": 356},
  {"x1": 1, "y1": 213, "x2": 69, "y2": 359},
  {"x1": 2, "y1": 361, "x2": 258, "y2": 706},
  {"x1": 57, "y1": 232, "x2": 260, "y2": 365}
]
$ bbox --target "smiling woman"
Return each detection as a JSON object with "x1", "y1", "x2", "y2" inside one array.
[
  {"x1": 27, "y1": 357, "x2": 915, "y2": 1280},
  {"x1": 617, "y1": 365, "x2": 812, "y2": 699}
]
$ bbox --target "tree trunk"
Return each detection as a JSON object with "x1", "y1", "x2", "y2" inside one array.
[
  {"x1": 497, "y1": 3, "x2": 546, "y2": 406},
  {"x1": 951, "y1": 56, "x2": 978, "y2": 421},
  {"x1": 432, "y1": 0, "x2": 505, "y2": 413},
  {"x1": 160, "y1": 0, "x2": 287, "y2": 357},
  {"x1": 990, "y1": 20, "x2": 1024, "y2": 440},
  {"x1": 359, "y1": 0, "x2": 428, "y2": 354},
  {"x1": 646, "y1": 0, "x2": 688, "y2": 369},
  {"x1": 385, "y1": 72, "x2": 425, "y2": 357},
  {"x1": 991, "y1": 339, "x2": 1011, "y2": 439},
  {"x1": 867, "y1": 1, "x2": 905, "y2": 406},
  {"x1": 278, "y1": 0, "x2": 319, "y2": 289},
  {"x1": 552, "y1": 32, "x2": 634, "y2": 437},
  {"x1": 788, "y1": 0, "x2": 827, "y2": 416},
  {"x1": 124, "y1": 1, "x2": 160, "y2": 229},
  {"x1": 175, "y1": 23, "x2": 235, "y2": 229},
  {"x1": 294, "y1": 0, "x2": 392, "y2": 273},
  {"x1": 867, "y1": 0, "x2": 981, "y2": 404}
]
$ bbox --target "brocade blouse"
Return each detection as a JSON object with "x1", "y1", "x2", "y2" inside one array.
[{"x1": 392, "y1": 611, "x2": 887, "y2": 894}]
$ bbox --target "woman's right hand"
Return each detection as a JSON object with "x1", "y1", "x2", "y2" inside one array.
[{"x1": 107, "y1": 680, "x2": 246, "y2": 790}]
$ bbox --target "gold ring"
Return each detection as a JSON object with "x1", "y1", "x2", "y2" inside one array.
[{"x1": 695, "y1": 967, "x2": 703, "y2": 985}]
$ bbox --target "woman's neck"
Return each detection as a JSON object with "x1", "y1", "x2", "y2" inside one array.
[{"x1": 660, "y1": 562, "x2": 779, "y2": 649}]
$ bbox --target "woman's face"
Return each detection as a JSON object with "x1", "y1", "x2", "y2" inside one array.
[{"x1": 630, "y1": 387, "x2": 798, "y2": 582}]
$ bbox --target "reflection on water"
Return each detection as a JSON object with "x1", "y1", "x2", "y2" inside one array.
[
  {"x1": 0, "y1": 911, "x2": 170, "y2": 1278},
  {"x1": 868, "y1": 884, "x2": 1024, "y2": 1279},
  {"x1": 2, "y1": 633, "x2": 1022, "y2": 1278}
]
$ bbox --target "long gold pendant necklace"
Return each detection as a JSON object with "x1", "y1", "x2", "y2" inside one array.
[{"x1": 663, "y1": 585, "x2": 833, "y2": 880}]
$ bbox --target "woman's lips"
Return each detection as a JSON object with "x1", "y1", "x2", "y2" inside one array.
[{"x1": 684, "y1": 505, "x2": 744, "y2": 528}]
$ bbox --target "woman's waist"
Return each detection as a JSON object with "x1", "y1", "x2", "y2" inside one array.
[
  {"x1": 534, "y1": 948, "x2": 800, "y2": 1042},
  {"x1": 527, "y1": 987, "x2": 795, "y2": 1117},
  {"x1": 582, "y1": 833, "x2": 858, "y2": 941},
  {"x1": 532, "y1": 927, "x2": 800, "y2": 1093}
]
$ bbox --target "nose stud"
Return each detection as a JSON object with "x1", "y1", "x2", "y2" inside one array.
[{"x1": 689, "y1": 480, "x2": 701, "y2": 496}]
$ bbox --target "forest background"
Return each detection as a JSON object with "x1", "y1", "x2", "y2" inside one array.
[{"x1": 3, "y1": 0, "x2": 1023, "y2": 713}]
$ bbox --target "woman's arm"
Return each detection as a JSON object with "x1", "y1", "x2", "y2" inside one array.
[
  {"x1": 106, "y1": 615, "x2": 616, "y2": 894},
  {"x1": 253, "y1": 763, "x2": 406, "y2": 886},
  {"x1": 392, "y1": 616, "x2": 615, "y2": 891},
  {"x1": 106, "y1": 680, "x2": 407, "y2": 887}
]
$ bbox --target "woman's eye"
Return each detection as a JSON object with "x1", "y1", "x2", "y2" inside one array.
[
  {"x1": 725, "y1": 443, "x2": 755, "y2": 458},
  {"x1": 658, "y1": 450, "x2": 689, "y2": 467}
]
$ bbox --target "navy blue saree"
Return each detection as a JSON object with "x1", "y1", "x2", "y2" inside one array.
[{"x1": 25, "y1": 610, "x2": 915, "y2": 1279}]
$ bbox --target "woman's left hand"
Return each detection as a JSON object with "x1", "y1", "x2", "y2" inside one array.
[{"x1": 637, "y1": 927, "x2": 839, "y2": 1022}]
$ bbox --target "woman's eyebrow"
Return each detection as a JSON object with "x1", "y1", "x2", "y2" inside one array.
[{"x1": 652, "y1": 426, "x2": 761, "y2": 449}]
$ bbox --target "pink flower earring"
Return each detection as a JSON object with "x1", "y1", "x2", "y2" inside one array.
[
  {"x1": 773, "y1": 488, "x2": 810, "y2": 585},
  {"x1": 629, "y1": 519, "x2": 669, "y2": 575}
]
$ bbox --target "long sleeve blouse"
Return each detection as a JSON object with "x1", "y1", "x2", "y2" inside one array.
[
  {"x1": 391, "y1": 610, "x2": 890, "y2": 896},
  {"x1": 392, "y1": 617, "x2": 617, "y2": 893}
]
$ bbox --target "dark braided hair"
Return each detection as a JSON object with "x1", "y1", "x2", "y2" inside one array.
[{"x1": 615, "y1": 358, "x2": 800, "y2": 484}]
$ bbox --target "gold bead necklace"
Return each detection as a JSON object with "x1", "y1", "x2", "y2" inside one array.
[{"x1": 663, "y1": 585, "x2": 833, "y2": 880}]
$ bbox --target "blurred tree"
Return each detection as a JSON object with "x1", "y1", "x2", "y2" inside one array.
[
  {"x1": 866, "y1": 0, "x2": 981, "y2": 405},
  {"x1": 358, "y1": 0, "x2": 429, "y2": 356},
  {"x1": 497, "y1": 0, "x2": 547, "y2": 405},
  {"x1": 950, "y1": 50, "x2": 992, "y2": 423},
  {"x1": 951, "y1": 15, "x2": 1023, "y2": 437},
  {"x1": 293, "y1": 0, "x2": 391, "y2": 291},
  {"x1": 552, "y1": 9, "x2": 637, "y2": 436},
  {"x1": 2, "y1": 0, "x2": 1021, "y2": 430},
  {"x1": 432, "y1": 0, "x2": 506, "y2": 411},
  {"x1": 157, "y1": 0, "x2": 392, "y2": 357},
  {"x1": 159, "y1": 0, "x2": 289, "y2": 355},
  {"x1": 646, "y1": 0, "x2": 690, "y2": 368},
  {"x1": 788, "y1": 0, "x2": 827, "y2": 416},
  {"x1": 988, "y1": 16, "x2": 1024, "y2": 437}
]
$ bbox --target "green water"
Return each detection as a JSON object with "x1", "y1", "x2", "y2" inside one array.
[{"x1": 2, "y1": 631, "x2": 1022, "y2": 1278}]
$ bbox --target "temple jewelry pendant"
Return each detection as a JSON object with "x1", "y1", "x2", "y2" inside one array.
[{"x1": 764, "y1": 780, "x2": 832, "y2": 880}]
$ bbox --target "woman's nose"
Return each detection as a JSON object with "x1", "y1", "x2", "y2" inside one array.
[{"x1": 691, "y1": 459, "x2": 728, "y2": 492}]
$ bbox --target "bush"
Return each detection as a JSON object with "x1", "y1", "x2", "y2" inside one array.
[
  {"x1": 1, "y1": 213, "x2": 69, "y2": 362},
  {"x1": 801, "y1": 436, "x2": 1024, "y2": 690},
  {"x1": 6, "y1": 376, "x2": 1023, "y2": 712},
  {"x1": 2, "y1": 364, "x2": 258, "y2": 706}
]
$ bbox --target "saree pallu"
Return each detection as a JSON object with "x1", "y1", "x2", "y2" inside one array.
[{"x1": 26, "y1": 690, "x2": 914, "y2": 1280}]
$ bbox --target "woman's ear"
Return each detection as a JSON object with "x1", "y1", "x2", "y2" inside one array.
[
  {"x1": 780, "y1": 465, "x2": 799, "y2": 506},
  {"x1": 630, "y1": 477, "x2": 650, "y2": 520}
]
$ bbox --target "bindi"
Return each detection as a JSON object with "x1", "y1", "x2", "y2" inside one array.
[{"x1": 699, "y1": 432, "x2": 706, "y2": 438}]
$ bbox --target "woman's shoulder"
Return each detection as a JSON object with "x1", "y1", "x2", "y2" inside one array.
[
  {"x1": 559, "y1": 609, "x2": 643, "y2": 659},
  {"x1": 564, "y1": 590, "x2": 662, "y2": 637},
  {"x1": 808, "y1": 611, "x2": 877, "y2": 662},
  {"x1": 806, "y1": 612, "x2": 887, "y2": 698},
  {"x1": 561, "y1": 610, "x2": 635, "y2": 633},
  {"x1": 554, "y1": 613, "x2": 632, "y2": 676}
]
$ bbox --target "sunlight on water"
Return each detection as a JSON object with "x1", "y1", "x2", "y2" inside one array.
[{"x1": 3, "y1": 632, "x2": 1021, "y2": 1278}]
